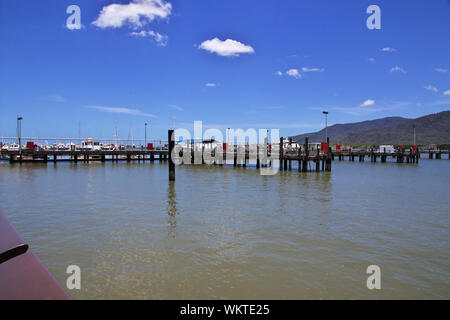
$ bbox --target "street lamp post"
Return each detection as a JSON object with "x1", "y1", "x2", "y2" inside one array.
[
  {"x1": 17, "y1": 116, "x2": 23, "y2": 155},
  {"x1": 145, "y1": 122, "x2": 148, "y2": 148},
  {"x1": 322, "y1": 111, "x2": 328, "y2": 142}
]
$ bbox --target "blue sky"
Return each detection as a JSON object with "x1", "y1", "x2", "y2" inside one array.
[{"x1": 0, "y1": 0, "x2": 449, "y2": 141}]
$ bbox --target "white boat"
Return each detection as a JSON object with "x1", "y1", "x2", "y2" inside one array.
[
  {"x1": 3, "y1": 144, "x2": 20, "y2": 151},
  {"x1": 81, "y1": 139, "x2": 102, "y2": 151}
]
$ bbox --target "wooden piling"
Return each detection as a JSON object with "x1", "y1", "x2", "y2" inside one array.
[
  {"x1": 302, "y1": 137, "x2": 309, "y2": 172},
  {"x1": 279, "y1": 137, "x2": 284, "y2": 171},
  {"x1": 325, "y1": 137, "x2": 331, "y2": 172},
  {"x1": 168, "y1": 130, "x2": 175, "y2": 181}
]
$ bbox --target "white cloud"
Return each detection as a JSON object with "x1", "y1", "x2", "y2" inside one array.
[
  {"x1": 205, "y1": 83, "x2": 217, "y2": 87},
  {"x1": 390, "y1": 66, "x2": 407, "y2": 74},
  {"x1": 368, "y1": 58, "x2": 375, "y2": 63},
  {"x1": 360, "y1": 99, "x2": 375, "y2": 107},
  {"x1": 275, "y1": 71, "x2": 283, "y2": 76},
  {"x1": 302, "y1": 67, "x2": 324, "y2": 72},
  {"x1": 88, "y1": 106, "x2": 156, "y2": 117},
  {"x1": 130, "y1": 30, "x2": 168, "y2": 46},
  {"x1": 424, "y1": 85, "x2": 438, "y2": 93},
  {"x1": 198, "y1": 38, "x2": 254, "y2": 57},
  {"x1": 435, "y1": 68, "x2": 448, "y2": 73},
  {"x1": 380, "y1": 47, "x2": 397, "y2": 52},
  {"x1": 168, "y1": 104, "x2": 183, "y2": 111},
  {"x1": 38, "y1": 95, "x2": 66, "y2": 103},
  {"x1": 286, "y1": 69, "x2": 301, "y2": 79},
  {"x1": 92, "y1": 0, "x2": 172, "y2": 29},
  {"x1": 310, "y1": 101, "x2": 410, "y2": 116},
  {"x1": 443, "y1": 90, "x2": 450, "y2": 96}
]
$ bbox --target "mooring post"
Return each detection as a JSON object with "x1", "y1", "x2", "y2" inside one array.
[
  {"x1": 302, "y1": 137, "x2": 309, "y2": 172},
  {"x1": 315, "y1": 146, "x2": 320, "y2": 172},
  {"x1": 279, "y1": 137, "x2": 284, "y2": 171},
  {"x1": 325, "y1": 137, "x2": 331, "y2": 172},
  {"x1": 298, "y1": 146, "x2": 302, "y2": 172},
  {"x1": 168, "y1": 130, "x2": 175, "y2": 181}
]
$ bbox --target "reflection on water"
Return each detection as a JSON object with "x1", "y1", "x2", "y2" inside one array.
[
  {"x1": 167, "y1": 181, "x2": 178, "y2": 238},
  {"x1": 0, "y1": 160, "x2": 449, "y2": 299}
]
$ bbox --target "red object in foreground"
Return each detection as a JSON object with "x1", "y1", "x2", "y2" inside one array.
[
  {"x1": 336, "y1": 144, "x2": 341, "y2": 150},
  {"x1": 0, "y1": 209, "x2": 71, "y2": 300},
  {"x1": 147, "y1": 143, "x2": 154, "y2": 150},
  {"x1": 321, "y1": 142, "x2": 328, "y2": 153},
  {"x1": 223, "y1": 143, "x2": 227, "y2": 151},
  {"x1": 413, "y1": 144, "x2": 418, "y2": 152},
  {"x1": 26, "y1": 142, "x2": 35, "y2": 150}
]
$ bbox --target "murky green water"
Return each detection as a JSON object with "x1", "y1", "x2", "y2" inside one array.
[{"x1": 0, "y1": 158, "x2": 449, "y2": 299}]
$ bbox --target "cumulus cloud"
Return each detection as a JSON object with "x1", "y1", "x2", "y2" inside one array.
[
  {"x1": 360, "y1": 99, "x2": 375, "y2": 107},
  {"x1": 424, "y1": 85, "x2": 438, "y2": 93},
  {"x1": 380, "y1": 47, "x2": 397, "y2": 52},
  {"x1": 92, "y1": 0, "x2": 172, "y2": 29},
  {"x1": 390, "y1": 66, "x2": 407, "y2": 74},
  {"x1": 286, "y1": 69, "x2": 302, "y2": 79},
  {"x1": 205, "y1": 83, "x2": 217, "y2": 87},
  {"x1": 275, "y1": 71, "x2": 283, "y2": 76},
  {"x1": 435, "y1": 68, "x2": 448, "y2": 73},
  {"x1": 444, "y1": 90, "x2": 450, "y2": 96},
  {"x1": 130, "y1": 30, "x2": 168, "y2": 46},
  {"x1": 198, "y1": 38, "x2": 254, "y2": 57},
  {"x1": 302, "y1": 67, "x2": 324, "y2": 72},
  {"x1": 88, "y1": 106, "x2": 156, "y2": 117}
]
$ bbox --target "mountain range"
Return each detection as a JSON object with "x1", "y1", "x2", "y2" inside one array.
[{"x1": 291, "y1": 110, "x2": 450, "y2": 146}]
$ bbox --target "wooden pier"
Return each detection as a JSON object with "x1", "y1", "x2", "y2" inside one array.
[
  {"x1": 2, "y1": 134, "x2": 449, "y2": 181},
  {"x1": 4, "y1": 149, "x2": 168, "y2": 164}
]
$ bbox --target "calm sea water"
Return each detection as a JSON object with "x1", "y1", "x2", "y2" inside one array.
[{"x1": 0, "y1": 158, "x2": 449, "y2": 299}]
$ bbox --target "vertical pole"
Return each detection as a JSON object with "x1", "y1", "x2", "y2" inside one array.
[
  {"x1": 326, "y1": 137, "x2": 331, "y2": 172},
  {"x1": 168, "y1": 130, "x2": 175, "y2": 181},
  {"x1": 256, "y1": 145, "x2": 260, "y2": 169},
  {"x1": 298, "y1": 146, "x2": 302, "y2": 172},
  {"x1": 145, "y1": 123, "x2": 147, "y2": 149},
  {"x1": 302, "y1": 137, "x2": 309, "y2": 172},
  {"x1": 279, "y1": 137, "x2": 283, "y2": 171},
  {"x1": 315, "y1": 146, "x2": 320, "y2": 172}
]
